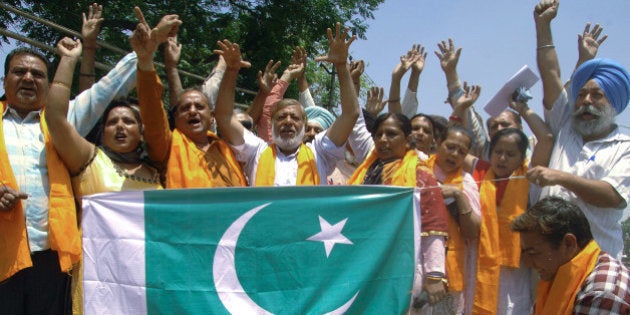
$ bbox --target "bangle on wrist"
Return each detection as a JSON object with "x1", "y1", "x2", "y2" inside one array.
[
  {"x1": 387, "y1": 99, "x2": 400, "y2": 103},
  {"x1": 447, "y1": 80, "x2": 461, "y2": 89},
  {"x1": 459, "y1": 210, "x2": 472, "y2": 216},
  {"x1": 449, "y1": 115, "x2": 463, "y2": 123},
  {"x1": 537, "y1": 44, "x2": 555, "y2": 50}
]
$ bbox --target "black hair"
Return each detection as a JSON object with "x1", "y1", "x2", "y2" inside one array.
[
  {"x1": 4, "y1": 47, "x2": 53, "y2": 82},
  {"x1": 444, "y1": 125, "x2": 476, "y2": 149},
  {"x1": 512, "y1": 197, "x2": 594, "y2": 249},
  {"x1": 489, "y1": 127, "x2": 529, "y2": 161},
  {"x1": 373, "y1": 112, "x2": 411, "y2": 137},
  {"x1": 94, "y1": 98, "x2": 143, "y2": 146},
  {"x1": 429, "y1": 114, "x2": 448, "y2": 143}
]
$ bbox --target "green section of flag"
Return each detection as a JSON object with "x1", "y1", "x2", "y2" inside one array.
[{"x1": 144, "y1": 186, "x2": 416, "y2": 314}]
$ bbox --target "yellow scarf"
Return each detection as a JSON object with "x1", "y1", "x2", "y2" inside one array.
[
  {"x1": 255, "y1": 143, "x2": 319, "y2": 186},
  {"x1": 535, "y1": 240, "x2": 600, "y2": 315},
  {"x1": 167, "y1": 130, "x2": 247, "y2": 188},
  {"x1": 348, "y1": 149, "x2": 418, "y2": 186},
  {"x1": 426, "y1": 155, "x2": 466, "y2": 292},
  {"x1": 0, "y1": 102, "x2": 81, "y2": 281},
  {"x1": 474, "y1": 161, "x2": 529, "y2": 314}
]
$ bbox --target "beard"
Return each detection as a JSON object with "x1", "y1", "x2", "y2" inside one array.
[
  {"x1": 571, "y1": 104, "x2": 615, "y2": 138},
  {"x1": 272, "y1": 124, "x2": 305, "y2": 152}
]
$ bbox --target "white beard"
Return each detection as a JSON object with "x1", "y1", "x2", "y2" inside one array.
[
  {"x1": 272, "y1": 125, "x2": 305, "y2": 152},
  {"x1": 572, "y1": 104, "x2": 615, "y2": 138}
]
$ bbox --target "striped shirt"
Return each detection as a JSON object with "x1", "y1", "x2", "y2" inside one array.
[{"x1": 3, "y1": 107, "x2": 50, "y2": 252}]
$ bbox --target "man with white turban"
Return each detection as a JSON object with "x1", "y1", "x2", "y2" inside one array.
[
  {"x1": 303, "y1": 106, "x2": 335, "y2": 143},
  {"x1": 531, "y1": 0, "x2": 630, "y2": 259}
]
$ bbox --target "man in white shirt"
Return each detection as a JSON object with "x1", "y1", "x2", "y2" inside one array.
[{"x1": 529, "y1": 0, "x2": 630, "y2": 259}]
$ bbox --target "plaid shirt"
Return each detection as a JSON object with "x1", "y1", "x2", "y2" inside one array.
[{"x1": 573, "y1": 252, "x2": 630, "y2": 314}]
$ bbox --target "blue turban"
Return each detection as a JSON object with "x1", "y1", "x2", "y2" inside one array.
[
  {"x1": 570, "y1": 58, "x2": 630, "y2": 115},
  {"x1": 305, "y1": 106, "x2": 335, "y2": 130}
]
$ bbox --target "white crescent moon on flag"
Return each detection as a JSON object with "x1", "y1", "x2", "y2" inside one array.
[{"x1": 213, "y1": 202, "x2": 360, "y2": 314}]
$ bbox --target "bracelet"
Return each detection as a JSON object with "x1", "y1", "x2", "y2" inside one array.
[
  {"x1": 447, "y1": 80, "x2": 461, "y2": 89},
  {"x1": 449, "y1": 115, "x2": 463, "y2": 123},
  {"x1": 537, "y1": 44, "x2": 555, "y2": 50},
  {"x1": 79, "y1": 73, "x2": 96, "y2": 77},
  {"x1": 459, "y1": 210, "x2": 472, "y2": 216},
  {"x1": 52, "y1": 81, "x2": 71, "y2": 89},
  {"x1": 388, "y1": 99, "x2": 400, "y2": 103}
]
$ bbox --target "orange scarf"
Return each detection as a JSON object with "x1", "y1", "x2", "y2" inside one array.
[
  {"x1": 0, "y1": 102, "x2": 80, "y2": 281},
  {"x1": 167, "y1": 130, "x2": 247, "y2": 188},
  {"x1": 534, "y1": 240, "x2": 600, "y2": 315},
  {"x1": 426, "y1": 155, "x2": 466, "y2": 292},
  {"x1": 473, "y1": 161, "x2": 529, "y2": 314},
  {"x1": 255, "y1": 143, "x2": 319, "y2": 186},
  {"x1": 348, "y1": 149, "x2": 418, "y2": 187}
]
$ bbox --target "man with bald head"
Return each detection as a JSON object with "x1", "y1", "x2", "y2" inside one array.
[{"x1": 531, "y1": 0, "x2": 630, "y2": 259}]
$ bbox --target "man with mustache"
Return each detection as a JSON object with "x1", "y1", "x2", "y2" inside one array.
[
  {"x1": 136, "y1": 14, "x2": 247, "y2": 189},
  {"x1": 303, "y1": 106, "x2": 335, "y2": 144},
  {"x1": 529, "y1": 0, "x2": 630, "y2": 259},
  {"x1": 214, "y1": 23, "x2": 359, "y2": 186}
]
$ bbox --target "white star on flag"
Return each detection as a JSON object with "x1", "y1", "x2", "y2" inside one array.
[{"x1": 307, "y1": 216, "x2": 353, "y2": 257}]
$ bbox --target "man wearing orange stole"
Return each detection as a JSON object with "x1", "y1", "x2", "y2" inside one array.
[{"x1": 512, "y1": 197, "x2": 630, "y2": 314}]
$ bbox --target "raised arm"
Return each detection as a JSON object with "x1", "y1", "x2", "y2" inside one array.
[
  {"x1": 249, "y1": 59, "x2": 280, "y2": 124},
  {"x1": 257, "y1": 53, "x2": 304, "y2": 142},
  {"x1": 201, "y1": 56, "x2": 226, "y2": 108},
  {"x1": 407, "y1": 44, "x2": 427, "y2": 93},
  {"x1": 534, "y1": 0, "x2": 563, "y2": 110},
  {"x1": 435, "y1": 38, "x2": 462, "y2": 98},
  {"x1": 293, "y1": 46, "x2": 308, "y2": 94},
  {"x1": 449, "y1": 82, "x2": 483, "y2": 173},
  {"x1": 78, "y1": 2, "x2": 103, "y2": 93},
  {"x1": 574, "y1": 23, "x2": 607, "y2": 74},
  {"x1": 45, "y1": 38, "x2": 94, "y2": 174},
  {"x1": 448, "y1": 82, "x2": 481, "y2": 128},
  {"x1": 315, "y1": 23, "x2": 359, "y2": 147},
  {"x1": 401, "y1": 44, "x2": 426, "y2": 118},
  {"x1": 436, "y1": 39, "x2": 487, "y2": 157},
  {"x1": 68, "y1": 5, "x2": 178, "y2": 137},
  {"x1": 388, "y1": 48, "x2": 418, "y2": 114},
  {"x1": 164, "y1": 35, "x2": 183, "y2": 109},
  {"x1": 349, "y1": 59, "x2": 364, "y2": 98},
  {"x1": 365, "y1": 86, "x2": 386, "y2": 118},
  {"x1": 508, "y1": 100, "x2": 554, "y2": 167},
  {"x1": 294, "y1": 46, "x2": 318, "y2": 109},
  {"x1": 214, "y1": 40, "x2": 251, "y2": 146},
  {"x1": 133, "y1": 7, "x2": 181, "y2": 166}
]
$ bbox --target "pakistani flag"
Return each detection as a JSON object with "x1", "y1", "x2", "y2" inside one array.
[{"x1": 82, "y1": 186, "x2": 420, "y2": 314}]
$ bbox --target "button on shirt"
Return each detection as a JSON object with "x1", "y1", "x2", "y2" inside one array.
[
  {"x1": 541, "y1": 90, "x2": 630, "y2": 259},
  {"x1": 232, "y1": 129, "x2": 345, "y2": 186},
  {"x1": 3, "y1": 107, "x2": 50, "y2": 252}
]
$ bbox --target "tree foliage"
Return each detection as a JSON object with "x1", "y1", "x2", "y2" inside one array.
[{"x1": 1, "y1": 0, "x2": 383, "y2": 108}]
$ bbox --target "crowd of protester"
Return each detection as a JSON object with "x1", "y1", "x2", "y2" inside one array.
[{"x1": 1, "y1": 0, "x2": 629, "y2": 314}]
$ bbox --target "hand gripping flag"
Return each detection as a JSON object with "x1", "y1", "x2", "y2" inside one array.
[{"x1": 81, "y1": 186, "x2": 420, "y2": 314}]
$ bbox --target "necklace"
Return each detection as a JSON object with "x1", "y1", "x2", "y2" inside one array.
[{"x1": 113, "y1": 163, "x2": 160, "y2": 184}]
